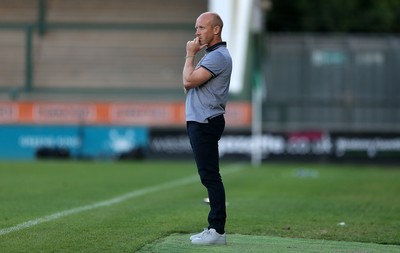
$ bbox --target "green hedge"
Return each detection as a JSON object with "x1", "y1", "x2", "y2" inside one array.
[{"x1": 267, "y1": 0, "x2": 400, "y2": 33}]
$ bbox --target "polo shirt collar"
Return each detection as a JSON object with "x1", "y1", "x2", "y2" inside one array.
[{"x1": 206, "y1": 42, "x2": 227, "y2": 53}]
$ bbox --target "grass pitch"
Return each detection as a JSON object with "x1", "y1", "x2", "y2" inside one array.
[
  {"x1": 139, "y1": 234, "x2": 400, "y2": 253},
  {"x1": 0, "y1": 160, "x2": 399, "y2": 252}
]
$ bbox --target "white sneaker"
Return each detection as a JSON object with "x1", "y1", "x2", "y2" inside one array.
[
  {"x1": 191, "y1": 228, "x2": 226, "y2": 245},
  {"x1": 189, "y1": 228, "x2": 208, "y2": 241}
]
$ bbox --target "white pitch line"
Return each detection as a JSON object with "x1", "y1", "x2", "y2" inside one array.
[{"x1": 0, "y1": 163, "x2": 246, "y2": 236}]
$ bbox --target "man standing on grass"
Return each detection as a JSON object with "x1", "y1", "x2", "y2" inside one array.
[{"x1": 182, "y1": 12, "x2": 232, "y2": 245}]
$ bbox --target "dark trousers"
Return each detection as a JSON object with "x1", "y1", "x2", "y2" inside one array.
[{"x1": 186, "y1": 115, "x2": 226, "y2": 234}]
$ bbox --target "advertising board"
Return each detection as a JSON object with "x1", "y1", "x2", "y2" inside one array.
[
  {"x1": 149, "y1": 130, "x2": 400, "y2": 163},
  {"x1": 0, "y1": 125, "x2": 148, "y2": 160}
]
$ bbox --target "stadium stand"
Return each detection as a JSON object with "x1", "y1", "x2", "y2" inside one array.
[
  {"x1": 0, "y1": 0, "x2": 37, "y2": 23},
  {"x1": 0, "y1": 31, "x2": 25, "y2": 88},
  {"x1": 1, "y1": 1, "x2": 398, "y2": 132},
  {"x1": 0, "y1": 0, "x2": 207, "y2": 97},
  {"x1": 33, "y1": 29, "x2": 194, "y2": 89},
  {"x1": 45, "y1": 0, "x2": 204, "y2": 23}
]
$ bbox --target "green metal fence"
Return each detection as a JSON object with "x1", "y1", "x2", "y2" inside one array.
[{"x1": 263, "y1": 34, "x2": 400, "y2": 132}]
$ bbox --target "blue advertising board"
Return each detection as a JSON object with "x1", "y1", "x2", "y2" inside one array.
[{"x1": 0, "y1": 125, "x2": 148, "y2": 160}]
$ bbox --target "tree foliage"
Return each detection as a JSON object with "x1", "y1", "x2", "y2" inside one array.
[{"x1": 267, "y1": 0, "x2": 400, "y2": 33}]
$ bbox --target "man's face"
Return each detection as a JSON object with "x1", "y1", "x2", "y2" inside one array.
[{"x1": 195, "y1": 15, "x2": 214, "y2": 46}]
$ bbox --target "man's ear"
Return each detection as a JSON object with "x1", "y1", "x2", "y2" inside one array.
[{"x1": 213, "y1": 25, "x2": 221, "y2": 35}]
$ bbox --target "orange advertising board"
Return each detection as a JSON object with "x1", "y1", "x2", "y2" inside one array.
[
  {"x1": 31, "y1": 103, "x2": 98, "y2": 124},
  {"x1": 109, "y1": 103, "x2": 180, "y2": 126},
  {"x1": 0, "y1": 101, "x2": 251, "y2": 127}
]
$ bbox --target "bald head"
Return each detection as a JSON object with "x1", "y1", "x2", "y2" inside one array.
[
  {"x1": 195, "y1": 12, "x2": 224, "y2": 47},
  {"x1": 198, "y1": 12, "x2": 223, "y2": 33}
]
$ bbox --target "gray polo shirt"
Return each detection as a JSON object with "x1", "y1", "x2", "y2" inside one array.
[{"x1": 185, "y1": 42, "x2": 232, "y2": 123}]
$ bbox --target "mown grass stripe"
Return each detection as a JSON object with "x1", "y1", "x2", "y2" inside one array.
[
  {"x1": 138, "y1": 234, "x2": 400, "y2": 253},
  {"x1": 0, "y1": 163, "x2": 246, "y2": 236}
]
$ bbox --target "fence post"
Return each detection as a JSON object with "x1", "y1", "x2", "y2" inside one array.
[
  {"x1": 37, "y1": 0, "x2": 47, "y2": 35},
  {"x1": 25, "y1": 25, "x2": 34, "y2": 92}
]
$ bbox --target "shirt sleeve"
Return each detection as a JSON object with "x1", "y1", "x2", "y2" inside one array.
[{"x1": 200, "y1": 51, "x2": 226, "y2": 78}]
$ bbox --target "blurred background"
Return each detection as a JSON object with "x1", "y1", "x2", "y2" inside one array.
[{"x1": 0, "y1": 0, "x2": 399, "y2": 163}]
